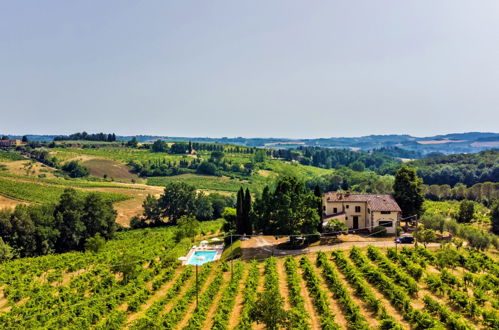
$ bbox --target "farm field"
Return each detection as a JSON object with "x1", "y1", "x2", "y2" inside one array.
[{"x1": 0, "y1": 220, "x2": 497, "y2": 329}]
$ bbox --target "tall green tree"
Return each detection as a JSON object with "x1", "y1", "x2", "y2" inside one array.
[
  {"x1": 81, "y1": 193, "x2": 117, "y2": 240},
  {"x1": 254, "y1": 176, "x2": 320, "y2": 241},
  {"x1": 393, "y1": 166, "x2": 424, "y2": 218},
  {"x1": 492, "y1": 200, "x2": 499, "y2": 234},
  {"x1": 157, "y1": 182, "x2": 196, "y2": 224},
  {"x1": 142, "y1": 194, "x2": 162, "y2": 225},
  {"x1": 54, "y1": 189, "x2": 86, "y2": 252},
  {"x1": 236, "y1": 188, "x2": 244, "y2": 235},
  {"x1": 457, "y1": 200, "x2": 474, "y2": 223},
  {"x1": 243, "y1": 188, "x2": 252, "y2": 235},
  {"x1": 314, "y1": 185, "x2": 323, "y2": 233},
  {"x1": 0, "y1": 237, "x2": 13, "y2": 262}
]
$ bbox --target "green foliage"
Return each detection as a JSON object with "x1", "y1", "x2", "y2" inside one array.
[
  {"x1": 457, "y1": 200, "x2": 474, "y2": 223},
  {"x1": 157, "y1": 181, "x2": 197, "y2": 223},
  {"x1": 212, "y1": 263, "x2": 245, "y2": 329},
  {"x1": 284, "y1": 257, "x2": 310, "y2": 329},
  {"x1": 393, "y1": 166, "x2": 424, "y2": 218},
  {"x1": 372, "y1": 226, "x2": 388, "y2": 237},
  {"x1": 253, "y1": 176, "x2": 320, "y2": 238},
  {"x1": 151, "y1": 139, "x2": 168, "y2": 152},
  {"x1": 174, "y1": 216, "x2": 200, "y2": 242},
  {"x1": 409, "y1": 149, "x2": 499, "y2": 187},
  {"x1": 491, "y1": 199, "x2": 499, "y2": 234},
  {"x1": 0, "y1": 177, "x2": 129, "y2": 205},
  {"x1": 414, "y1": 226, "x2": 437, "y2": 248},
  {"x1": 61, "y1": 160, "x2": 89, "y2": 178},
  {"x1": 0, "y1": 237, "x2": 13, "y2": 262},
  {"x1": 324, "y1": 219, "x2": 347, "y2": 233},
  {"x1": 0, "y1": 150, "x2": 25, "y2": 161},
  {"x1": 316, "y1": 252, "x2": 369, "y2": 329},
  {"x1": 299, "y1": 256, "x2": 340, "y2": 329},
  {"x1": 84, "y1": 233, "x2": 106, "y2": 253},
  {"x1": 251, "y1": 258, "x2": 289, "y2": 329}
]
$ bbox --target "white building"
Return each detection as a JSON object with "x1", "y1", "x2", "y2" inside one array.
[{"x1": 322, "y1": 191, "x2": 402, "y2": 234}]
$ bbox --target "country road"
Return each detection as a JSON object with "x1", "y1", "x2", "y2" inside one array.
[{"x1": 241, "y1": 236, "x2": 439, "y2": 259}]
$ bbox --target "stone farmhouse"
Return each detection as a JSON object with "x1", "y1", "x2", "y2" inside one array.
[{"x1": 322, "y1": 191, "x2": 402, "y2": 234}]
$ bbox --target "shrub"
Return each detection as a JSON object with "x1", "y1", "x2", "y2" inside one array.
[
  {"x1": 84, "y1": 233, "x2": 106, "y2": 253},
  {"x1": 372, "y1": 226, "x2": 387, "y2": 237}
]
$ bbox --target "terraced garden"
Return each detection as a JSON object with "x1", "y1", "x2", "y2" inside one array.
[{"x1": 0, "y1": 223, "x2": 497, "y2": 330}]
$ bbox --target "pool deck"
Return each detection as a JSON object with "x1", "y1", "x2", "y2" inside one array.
[{"x1": 182, "y1": 243, "x2": 224, "y2": 265}]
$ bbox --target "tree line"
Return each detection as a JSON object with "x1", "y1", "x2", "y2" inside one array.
[
  {"x1": 423, "y1": 182, "x2": 498, "y2": 206},
  {"x1": 132, "y1": 181, "x2": 235, "y2": 228},
  {"x1": 54, "y1": 132, "x2": 117, "y2": 142},
  {"x1": 0, "y1": 189, "x2": 117, "y2": 260},
  {"x1": 128, "y1": 151, "x2": 256, "y2": 178},
  {"x1": 410, "y1": 149, "x2": 499, "y2": 187}
]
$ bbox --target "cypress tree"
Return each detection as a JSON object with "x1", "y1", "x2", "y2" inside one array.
[
  {"x1": 236, "y1": 188, "x2": 244, "y2": 235},
  {"x1": 243, "y1": 188, "x2": 252, "y2": 235},
  {"x1": 314, "y1": 185, "x2": 323, "y2": 233}
]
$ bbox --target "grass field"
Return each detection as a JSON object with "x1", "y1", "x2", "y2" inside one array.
[{"x1": 0, "y1": 223, "x2": 496, "y2": 329}]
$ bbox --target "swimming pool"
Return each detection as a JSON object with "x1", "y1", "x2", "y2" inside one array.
[{"x1": 186, "y1": 250, "x2": 218, "y2": 266}]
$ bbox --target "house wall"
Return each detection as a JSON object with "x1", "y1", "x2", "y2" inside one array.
[
  {"x1": 372, "y1": 211, "x2": 399, "y2": 234},
  {"x1": 324, "y1": 200, "x2": 370, "y2": 230}
]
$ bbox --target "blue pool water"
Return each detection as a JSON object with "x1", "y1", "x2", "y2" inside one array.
[{"x1": 186, "y1": 250, "x2": 217, "y2": 265}]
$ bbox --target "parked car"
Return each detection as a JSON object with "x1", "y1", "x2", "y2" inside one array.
[{"x1": 395, "y1": 235, "x2": 414, "y2": 244}]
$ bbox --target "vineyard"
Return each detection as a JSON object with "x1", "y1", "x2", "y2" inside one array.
[
  {"x1": 1, "y1": 223, "x2": 497, "y2": 329},
  {"x1": 0, "y1": 177, "x2": 130, "y2": 204}
]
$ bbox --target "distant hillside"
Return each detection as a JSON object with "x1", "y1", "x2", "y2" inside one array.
[
  {"x1": 408, "y1": 149, "x2": 499, "y2": 186},
  {"x1": 3, "y1": 132, "x2": 499, "y2": 155}
]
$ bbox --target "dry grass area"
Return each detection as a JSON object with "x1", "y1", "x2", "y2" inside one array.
[
  {"x1": 0, "y1": 195, "x2": 29, "y2": 209},
  {"x1": 0, "y1": 160, "x2": 57, "y2": 178},
  {"x1": 81, "y1": 158, "x2": 141, "y2": 183},
  {"x1": 82, "y1": 185, "x2": 163, "y2": 226}
]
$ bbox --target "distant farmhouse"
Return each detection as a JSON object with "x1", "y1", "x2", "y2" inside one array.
[
  {"x1": 0, "y1": 139, "x2": 21, "y2": 148},
  {"x1": 322, "y1": 191, "x2": 401, "y2": 234}
]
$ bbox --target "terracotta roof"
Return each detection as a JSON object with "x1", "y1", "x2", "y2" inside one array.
[{"x1": 324, "y1": 192, "x2": 401, "y2": 212}]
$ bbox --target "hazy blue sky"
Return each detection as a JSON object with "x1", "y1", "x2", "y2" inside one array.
[{"x1": 1, "y1": 1, "x2": 498, "y2": 138}]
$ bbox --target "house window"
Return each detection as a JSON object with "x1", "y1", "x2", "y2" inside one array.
[
  {"x1": 355, "y1": 206, "x2": 361, "y2": 213},
  {"x1": 379, "y1": 221, "x2": 393, "y2": 227},
  {"x1": 333, "y1": 207, "x2": 338, "y2": 213},
  {"x1": 323, "y1": 206, "x2": 326, "y2": 211},
  {"x1": 381, "y1": 211, "x2": 391, "y2": 214},
  {"x1": 346, "y1": 205, "x2": 349, "y2": 209}
]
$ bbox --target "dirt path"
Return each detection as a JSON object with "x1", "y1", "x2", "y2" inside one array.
[
  {"x1": 0, "y1": 194, "x2": 29, "y2": 209},
  {"x1": 201, "y1": 270, "x2": 233, "y2": 329},
  {"x1": 295, "y1": 260, "x2": 322, "y2": 330},
  {"x1": 345, "y1": 257, "x2": 411, "y2": 329},
  {"x1": 253, "y1": 262, "x2": 266, "y2": 330},
  {"x1": 331, "y1": 259, "x2": 380, "y2": 328},
  {"x1": 178, "y1": 268, "x2": 226, "y2": 329},
  {"x1": 125, "y1": 267, "x2": 183, "y2": 325},
  {"x1": 241, "y1": 236, "x2": 439, "y2": 260},
  {"x1": 276, "y1": 258, "x2": 291, "y2": 310},
  {"x1": 227, "y1": 265, "x2": 250, "y2": 329},
  {"x1": 307, "y1": 255, "x2": 349, "y2": 328}
]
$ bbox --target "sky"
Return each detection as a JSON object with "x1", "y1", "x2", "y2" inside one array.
[{"x1": 1, "y1": 1, "x2": 499, "y2": 138}]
